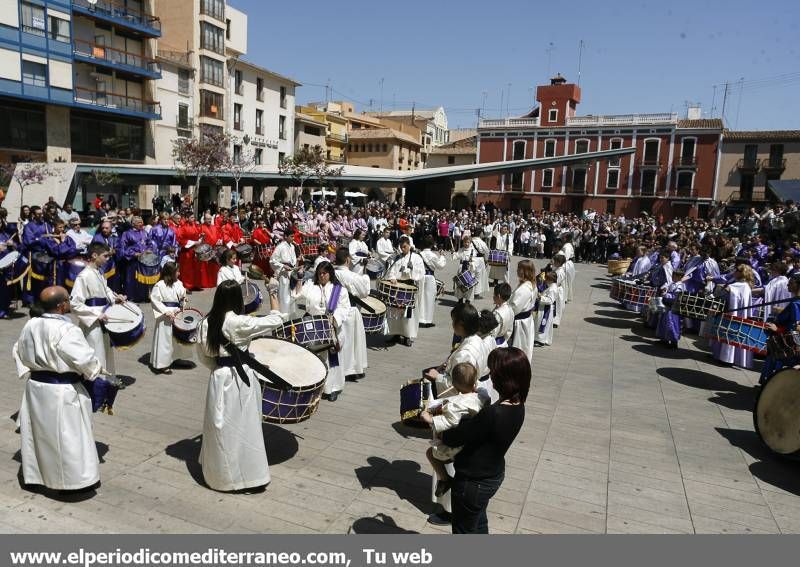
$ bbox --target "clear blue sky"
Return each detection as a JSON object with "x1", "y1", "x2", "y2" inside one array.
[{"x1": 232, "y1": 0, "x2": 800, "y2": 130}]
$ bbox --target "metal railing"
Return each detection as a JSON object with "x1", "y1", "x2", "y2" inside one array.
[
  {"x1": 74, "y1": 87, "x2": 161, "y2": 116},
  {"x1": 761, "y1": 158, "x2": 786, "y2": 171},
  {"x1": 676, "y1": 155, "x2": 697, "y2": 167},
  {"x1": 728, "y1": 189, "x2": 767, "y2": 202},
  {"x1": 674, "y1": 187, "x2": 694, "y2": 197},
  {"x1": 327, "y1": 132, "x2": 348, "y2": 143},
  {"x1": 566, "y1": 112, "x2": 677, "y2": 126},
  {"x1": 73, "y1": 0, "x2": 161, "y2": 33},
  {"x1": 736, "y1": 158, "x2": 760, "y2": 170},
  {"x1": 74, "y1": 39, "x2": 160, "y2": 74},
  {"x1": 641, "y1": 158, "x2": 661, "y2": 167}
]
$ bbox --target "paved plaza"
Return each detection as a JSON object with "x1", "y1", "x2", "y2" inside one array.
[{"x1": 1, "y1": 258, "x2": 800, "y2": 534}]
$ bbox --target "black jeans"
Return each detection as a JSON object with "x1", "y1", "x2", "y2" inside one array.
[{"x1": 450, "y1": 472, "x2": 504, "y2": 534}]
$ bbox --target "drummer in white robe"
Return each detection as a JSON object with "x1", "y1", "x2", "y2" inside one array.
[
  {"x1": 196, "y1": 280, "x2": 284, "y2": 492},
  {"x1": 294, "y1": 261, "x2": 352, "y2": 400},
  {"x1": 333, "y1": 247, "x2": 370, "y2": 380},
  {"x1": 711, "y1": 264, "x2": 756, "y2": 369},
  {"x1": 471, "y1": 234, "x2": 490, "y2": 298},
  {"x1": 217, "y1": 248, "x2": 245, "y2": 285},
  {"x1": 453, "y1": 236, "x2": 480, "y2": 302},
  {"x1": 757, "y1": 262, "x2": 790, "y2": 322},
  {"x1": 348, "y1": 229, "x2": 370, "y2": 276},
  {"x1": 14, "y1": 286, "x2": 103, "y2": 491},
  {"x1": 384, "y1": 236, "x2": 425, "y2": 346},
  {"x1": 491, "y1": 282, "x2": 514, "y2": 348},
  {"x1": 535, "y1": 272, "x2": 559, "y2": 346},
  {"x1": 376, "y1": 227, "x2": 395, "y2": 263},
  {"x1": 149, "y1": 261, "x2": 189, "y2": 374},
  {"x1": 559, "y1": 239, "x2": 576, "y2": 304},
  {"x1": 552, "y1": 254, "x2": 568, "y2": 328},
  {"x1": 509, "y1": 260, "x2": 539, "y2": 362},
  {"x1": 69, "y1": 242, "x2": 126, "y2": 381},
  {"x1": 489, "y1": 225, "x2": 514, "y2": 285},
  {"x1": 270, "y1": 228, "x2": 301, "y2": 317},
  {"x1": 418, "y1": 237, "x2": 447, "y2": 327}
]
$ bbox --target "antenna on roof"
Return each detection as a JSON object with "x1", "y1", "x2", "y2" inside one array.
[{"x1": 577, "y1": 40, "x2": 585, "y2": 86}]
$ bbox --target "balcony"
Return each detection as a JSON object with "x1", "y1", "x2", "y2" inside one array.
[
  {"x1": 327, "y1": 132, "x2": 348, "y2": 143},
  {"x1": 761, "y1": 158, "x2": 786, "y2": 173},
  {"x1": 73, "y1": 0, "x2": 162, "y2": 38},
  {"x1": 640, "y1": 187, "x2": 657, "y2": 197},
  {"x1": 478, "y1": 117, "x2": 540, "y2": 129},
  {"x1": 674, "y1": 187, "x2": 694, "y2": 198},
  {"x1": 566, "y1": 112, "x2": 677, "y2": 127},
  {"x1": 326, "y1": 155, "x2": 345, "y2": 164},
  {"x1": 74, "y1": 87, "x2": 161, "y2": 119},
  {"x1": 675, "y1": 155, "x2": 697, "y2": 168},
  {"x1": 73, "y1": 40, "x2": 161, "y2": 79},
  {"x1": 728, "y1": 189, "x2": 767, "y2": 202},
  {"x1": 736, "y1": 158, "x2": 760, "y2": 173},
  {"x1": 641, "y1": 158, "x2": 661, "y2": 169}
]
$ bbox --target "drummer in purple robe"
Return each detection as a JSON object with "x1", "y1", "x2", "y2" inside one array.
[
  {"x1": 20, "y1": 206, "x2": 54, "y2": 305},
  {"x1": 656, "y1": 269, "x2": 686, "y2": 348},
  {"x1": 0, "y1": 209, "x2": 19, "y2": 318},
  {"x1": 624, "y1": 246, "x2": 652, "y2": 278},
  {"x1": 760, "y1": 274, "x2": 800, "y2": 383},
  {"x1": 119, "y1": 216, "x2": 154, "y2": 302},
  {"x1": 92, "y1": 220, "x2": 122, "y2": 293},
  {"x1": 49, "y1": 220, "x2": 79, "y2": 288},
  {"x1": 149, "y1": 213, "x2": 178, "y2": 264}
]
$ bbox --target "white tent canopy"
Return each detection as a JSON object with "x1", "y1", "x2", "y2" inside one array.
[{"x1": 310, "y1": 190, "x2": 367, "y2": 198}]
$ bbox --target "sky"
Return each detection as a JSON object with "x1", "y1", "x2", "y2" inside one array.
[{"x1": 231, "y1": 0, "x2": 800, "y2": 130}]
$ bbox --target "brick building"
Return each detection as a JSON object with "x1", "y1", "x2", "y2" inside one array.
[{"x1": 476, "y1": 75, "x2": 723, "y2": 219}]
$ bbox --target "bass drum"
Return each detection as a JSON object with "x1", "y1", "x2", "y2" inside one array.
[{"x1": 754, "y1": 368, "x2": 800, "y2": 459}]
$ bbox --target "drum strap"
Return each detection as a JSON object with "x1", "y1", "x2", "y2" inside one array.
[
  {"x1": 163, "y1": 301, "x2": 180, "y2": 307},
  {"x1": 30, "y1": 371, "x2": 81, "y2": 384},
  {"x1": 349, "y1": 293, "x2": 375, "y2": 314},
  {"x1": 326, "y1": 285, "x2": 342, "y2": 367}
]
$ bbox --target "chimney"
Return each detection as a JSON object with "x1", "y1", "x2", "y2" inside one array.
[{"x1": 687, "y1": 104, "x2": 702, "y2": 120}]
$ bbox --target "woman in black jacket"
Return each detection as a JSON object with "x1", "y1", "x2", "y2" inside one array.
[{"x1": 423, "y1": 347, "x2": 530, "y2": 533}]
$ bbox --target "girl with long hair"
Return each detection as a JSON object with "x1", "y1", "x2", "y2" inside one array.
[
  {"x1": 149, "y1": 262, "x2": 189, "y2": 374},
  {"x1": 509, "y1": 259, "x2": 538, "y2": 361}
]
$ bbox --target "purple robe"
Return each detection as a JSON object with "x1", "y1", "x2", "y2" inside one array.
[
  {"x1": 149, "y1": 224, "x2": 178, "y2": 259},
  {"x1": 92, "y1": 232, "x2": 123, "y2": 293},
  {"x1": 657, "y1": 282, "x2": 685, "y2": 344},
  {"x1": 120, "y1": 228, "x2": 153, "y2": 302}
]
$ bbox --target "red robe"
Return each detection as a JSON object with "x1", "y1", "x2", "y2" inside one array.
[
  {"x1": 222, "y1": 222, "x2": 244, "y2": 245},
  {"x1": 176, "y1": 221, "x2": 202, "y2": 290},
  {"x1": 251, "y1": 227, "x2": 273, "y2": 276},
  {"x1": 198, "y1": 223, "x2": 222, "y2": 288}
]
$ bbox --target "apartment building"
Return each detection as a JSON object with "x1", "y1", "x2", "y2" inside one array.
[
  {"x1": 368, "y1": 107, "x2": 449, "y2": 153},
  {"x1": 427, "y1": 135, "x2": 477, "y2": 209},
  {"x1": 0, "y1": 0, "x2": 161, "y2": 208}
]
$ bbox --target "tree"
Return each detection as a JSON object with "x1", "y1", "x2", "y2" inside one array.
[
  {"x1": 172, "y1": 128, "x2": 231, "y2": 214},
  {"x1": 225, "y1": 142, "x2": 256, "y2": 209},
  {"x1": 278, "y1": 146, "x2": 343, "y2": 202},
  {"x1": 89, "y1": 169, "x2": 123, "y2": 188},
  {"x1": 1, "y1": 162, "x2": 55, "y2": 216}
]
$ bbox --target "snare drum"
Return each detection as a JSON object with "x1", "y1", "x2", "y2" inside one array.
[
  {"x1": 235, "y1": 243, "x2": 254, "y2": 262},
  {"x1": 173, "y1": 308, "x2": 204, "y2": 344},
  {"x1": 241, "y1": 281, "x2": 262, "y2": 314},
  {"x1": 103, "y1": 302, "x2": 145, "y2": 348},
  {"x1": 214, "y1": 245, "x2": 227, "y2": 264},
  {"x1": 31, "y1": 251, "x2": 55, "y2": 283},
  {"x1": 377, "y1": 280, "x2": 417, "y2": 309},
  {"x1": 766, "y1": 331, "x2": 800, "y2": 362},
  {"x1": 250, "y1": 338, "x2": 328, "y2": 424},
  {"x1": 300, "y1": 243, "x2": 320, "y2": 257},
  {"x1": 435, "y1": 278, "x2": 445, "y2": 298},
  {"x1": 247, "y1": 264, "x2": 266, "y2": 280},
  {"x1": 607, "y1": 258, "x2": 632, "y2": 276},
  {"x1": 454, "y1": 270, "x2": 478, "y2": 292},
  {"x1": 135, "y1": 251, "x2": 161, "y2": 285},
  {"x1": 706, "y1": 314, "x2": 769, "y2": 356},
  {"x1": 754, "y1": 368, "x2": 800, "y2": 457},
  {"x1": 609, "y1": 277, "x2": 626, "y2": 301},
  {"x1": 487, "y1": 250, "x2": 509, "y2": 267},
  {"x1": 618, "y1": 280, "x2": 655, "y2": 313},
  {"x1": 274, "y1": 314, "x2": 336, "y2": 351},
  {"x1": 359, "y1": 296, "x2": 387, "y2": 334},
  {"x1": 672, "y1": 293, "x2": 725, "y2": 320},
  {"x1": 400, "y1": 379, "x2": 433, "y2": 426},
  {"x1": 255, "y1": 244, "x2": 274, "y2": 260},
  {"x1": 194, "y1": 243, "x2": 215, "y2": 262},
  {"x1": 0, "y1": 250, "x2": 20, "y2": 270},
  {"x1": 365, "y1": 258, "x2": 386, "y2": 280},
  {"x1": 65, "y1": 258, "x2": 87, "y2": 289}
]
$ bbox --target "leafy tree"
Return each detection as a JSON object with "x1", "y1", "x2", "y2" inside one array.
[
  {"x1": 172, "y1": 127, "x2": 231, "y2": 213},
  {"x1": 1, "y1": 162, "x2": 55, "y2": 216},
  {"x1": 278, "y1": 146, "x2": 343, "y2": 201}
]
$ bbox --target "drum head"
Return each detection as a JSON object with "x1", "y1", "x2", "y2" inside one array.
[
  {"x1": 380, "y1": 279, "x2": 416, "y2": 291},
  {"x1": 755, "y1": 368, "x2": 800, "y2": 456},
  {"x1": 241, "y1": 281, "x2": 260, "y2": 302},
  {"x1": 140, "y1": 251, "x2": 160, "y2": 267},
  {"x1": 249, "y1": 338, "x2": 327, "y2": 388},
  {"x1": 174, "y1": 308, "x2": 203, "y2": 331},
  {"x1": 0, "y1": 250, "x2": 20, "y2": 269},
  {"x1": 360, "y1": 295, "x2": 387, "y2": 316},
  {"x1": 103, "y1": 302, "x2": 143, "y2": 333}
]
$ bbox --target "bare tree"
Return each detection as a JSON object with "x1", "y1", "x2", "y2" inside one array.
[
  {"x1": 226, "y1": 142, "x2": 256, "y2": 208},
  {"x1": 278, "y1": 146, "x2": 343, "y2": 201},
  {"x1": 172, "y1": 128, "x2": 231, "y2": 213},
  {"x1": 1, "y1": 162, "x2": 55, "y2": 216}
]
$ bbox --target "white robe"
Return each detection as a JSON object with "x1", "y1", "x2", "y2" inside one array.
[
  {"x1": 348, "y1": 239, "x2": 370, "y2": 276},
  {"x1": 489, "y1": 233, "x2": 514, "y2": 283},
  {"x1": 712, "y1": 282, "x2": 754, "y2": 369},
  {"x1": 471, "y1": 238, "x2": 490, "y2": 297},
  {"x1": 452, "y1": 248, "x2": 480, "y2": 302},
  {"x1": 297, "y1": 281, "x2": 351, "y2": 394},
  {"x1": 270, "y1": 241, "x2": 298, "y2": 317},
  {"x1": 196, "y1": 310, "x2": 284, "y2": 491},
  {"x1": 70, "y1": 264, "x2": 117, "y2": 378},
  {"x1": 217, "y1": 264, "x2": 245, "y2": 285},
  {"x1": 564, "y1": 258, "x2": 576, "y2": 303},
  {"x1": 762, "y1": 275, "x2": 790, "y2": 321},
  {"x1": 418, "y1": 249, "x2": 447, "y2": 324},
  {"x1": 13, "y1": 314, "x2": 102, "y2": 490},
  {"x1": 510, "y1": 281, "x2": 537, "y2": 361},
  {"x1": 384, "y1": 252, "x2": 424, "y2": 340},
  {"x1": 535, "y1": 283, "x2": 558, "y2": 346},
  {"x1": 492, "y1": 303, "x2": 514, "y2": 347},
  {"x1": 376, "y1": 237, "x2": 395, "y2": 263},
  {"x1": 149, "y1": 280, "x2": 189, "y2": 370},
  {"x1": 335, "y1": 266, "x2": 370, "y2": 376},
  {"x1": 553, "y1": 266, "x2": 567, "y2": 327}
]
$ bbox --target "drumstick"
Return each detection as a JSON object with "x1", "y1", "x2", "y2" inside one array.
[{"x1": 104, "y1": 317, "x2": 136, "y2": 324}]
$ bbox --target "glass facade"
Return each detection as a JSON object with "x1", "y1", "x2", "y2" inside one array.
[
  {"x1": 0, "y1": 103, "x2": 46, "y2": 151},
  {"x1": 71, "y1": 112, "x2": 145, "y2": 160}
]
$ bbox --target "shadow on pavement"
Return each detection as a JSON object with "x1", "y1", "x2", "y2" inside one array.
[
  {"x1": 657, "y1": 367, "x2": 758, "y2": 411},
  {"x1": 354, "y1": 456, "x2": 435, "y2": 515},
  {"x1": 584, "y1": 316, "x2": 638, "y2": 329},
  {"x1": 391, "y1": 420, "x2": 432, "y2": 440},
  {"x1": 349, "y1": 513, "x2": 419, "y2": 534},
  {"x1": 716, "y1": 427, "x2": 800, "y2": 496}
]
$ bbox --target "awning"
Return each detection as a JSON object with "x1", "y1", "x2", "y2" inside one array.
[{"x1": 767, "y1": 179, "x2": 800, "y2": 203}]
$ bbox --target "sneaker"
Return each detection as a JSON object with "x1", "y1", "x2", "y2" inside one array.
[{"x1": 427, "y1": 511, "x2": 452, "y2": 526}]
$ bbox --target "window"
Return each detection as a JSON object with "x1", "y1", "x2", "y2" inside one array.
[
  {"x1": 256, "y1": 78, "x2": 264, "y2": 101},
  {"x1": 607, "y1": 169, "x2": 619, "y2": 189},
  {"x1": 49, "y1": 15, "x2": 70, "y2": 43},
  {"x1": 542, "y1": 169, "x2": 554, "y2": 188},
  {"x1": 680, "y1": 138, "x2": 696, "y2": 164},
  {"x1": 544, "y1": 139, "x2": 556, "y2": 158},
  {"x1": 0, "y1": 103, "x2": 46, "y2": 151},
  {"x1": 676, "y1": 171, "x2": 694, "y2": 194},
  {"x1": 643, "y1": 139, "x2": 659, "y2": 164},
  {"x1": 448, "y1": 156, "x2": 455, "y2": 165},
  {"x1": 233, "y1": 144, "x2": 241, "y2": 165},
  {"x1": 21, "y1": 1, "x2": 46, "y2": 36},
  {"x1": 360, "y1": 144, "x2": 365, "y2": 152},
  {"x1": 548, "y1": 109, "x2": 558, "y2": 123},
  {"x1": 768, "y1": 144, "x2": 785, "y2": 169},
  {"x1": 606, "y1": 199, "x2": 615, "y2": 215},
  {"x1": 367, "y1": 144, "x2": 373, "y2": 152},
  {"x1": 200, "y1": 90, "x2": 224, "y2": 119},
  {"x1": 278, "y1": 115, "x2": 286, "y2": 140},
  {"x1": 609, "y1": 138, "x2": 622, "y2": 167},
  {"x1": 233, "y1": 103, "x2": 242, "y2": 130},
  {"x1": 235, "y1": 70, "x2": 243, "y2": 95},
  {"x1": 641, "y1": 170, "x2": 657, "y2": 195},
  {"x1": 512, "y1": 140, "x2": 525, "y2": 160},
  {"x1": 177, "y1": 103, "x2": 190, "y2": 130},
  {"x1": 226, "y1": 18, "x2": 231, "y2": 40},
  {"x1": 280, "y1": 86, "x2": 287, "y2": 109},
  {"x1": 200, "y1": 22, "x2": 225, "y2": 54},
  {"x1": 199, "y1": 56, "x2": 224, "y2": 87},
  {"x1": 255, "y1": 109, "x2": 263, "y2": 134},
  {"x1": 382, "y1": 144, "x2": 388, "y2": 152},
  {"x1": 201, "y1": 0, "x2": 225, "y2": 21},
  {"x1": 278, "y1": 152, "x2": 285, "y2": 163},
  {"x1": 542, "y1": 197, "x2": 551, "y2": 211},
  {"x1": 22, "y1": 61, "x2": 47, "y2": 87},
  {"x1": 575, "y1": 139, "x2": 589, "y2": 154},
  {"x1": 70, "y1": 112, "x2": 144, "y2": 161},
  {"x1": 178, "y1": 69, "x2": 191, "y2": 94},
  {"x1": 254, "y1": 148, "x2": 263, "y2": 165}
]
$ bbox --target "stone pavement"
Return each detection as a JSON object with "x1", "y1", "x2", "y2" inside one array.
[{"x1": 1, "y1": 258, "x2": 799, "y2": 534}]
